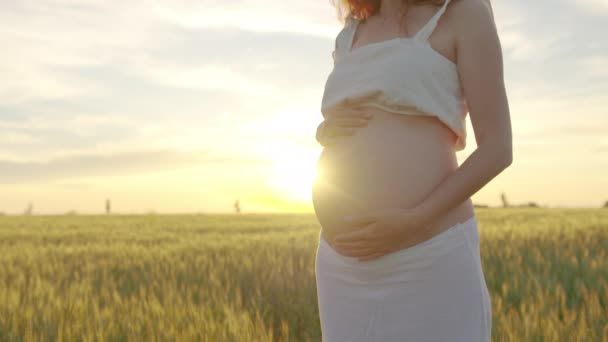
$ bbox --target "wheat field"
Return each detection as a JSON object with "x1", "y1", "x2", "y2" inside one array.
[{"x1": 0, "y1": 208, "x2": 606, "y2": 341}]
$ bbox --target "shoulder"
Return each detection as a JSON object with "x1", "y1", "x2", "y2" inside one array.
[
  {"x1": 448, "y1": 0, "x2": 493, "y2": 15},
  {"x1": 446, "y1": 0, "x2": 494, "y2": 26},
  {"x1": 447, "y1": 0, "x2": 497, "y2": 41}
]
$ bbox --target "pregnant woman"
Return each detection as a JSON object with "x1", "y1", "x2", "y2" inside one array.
[{"x1": 312, "y1": 0, "x2": 512, "y2": 340}]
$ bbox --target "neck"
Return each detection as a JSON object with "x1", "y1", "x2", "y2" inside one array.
[{"x1": 379, "y1": 0, "x2": 407, "y2": 17}]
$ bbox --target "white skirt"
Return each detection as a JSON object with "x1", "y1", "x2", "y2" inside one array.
[{"x1": 315, "y1": 215, "x2": 492, "y2": 342}]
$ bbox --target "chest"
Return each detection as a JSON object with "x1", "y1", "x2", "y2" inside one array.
[{"x1": 329, "y1": 41, "x2": 457, "y2": 90}]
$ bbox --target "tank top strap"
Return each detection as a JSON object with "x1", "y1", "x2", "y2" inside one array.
[
  {"x1": 333, "y1": 15, "x2": 357, "y2": 59},
  {"x1": 414, "y1": 0, "x2": 451, "y2": 42},
  {"x1": 342, "y1": 16, "x2": 358, "y2": 51}
]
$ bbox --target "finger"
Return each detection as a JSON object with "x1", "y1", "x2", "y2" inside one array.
[
  {"x1": 321, "y1": 139, "x2": 336, "y2": 147},
  {"x1": 358, "y1": 252, "x2": 386, "y2": 261},
  {"x1": 334, "y1": 235, "x2": 382, "y2": 253},
  {"x1": 334, "y1": 223, "x2": 377, "y2": 242},
  {"x1": 329, "y1": 107, "x2": 367, "y2": 117},
  {"x1": 332, "y1": 242, "x2": 379, "y2": 257},
  {"x1": 321, "y1": 132, "x2": 341, "y2": 146},
  {"x1": 329, "y1": 112, "x2": 373, "y2": 122},
  {"x1": 326, "y1": 117, "x2": 369, "y2": 128},
  {"x1": 356, "y1": 246, "x2": 391, "y2": 260},
  {"x1": 326, "y1": 126, "x2": 357, "y2": 137},
  {"x1": 324, "y1": 139, "x2": 337, "y2": 147},
  {"x1": 335, "y1": 243, "x2": 386, "y2": 259},
  {"x1": 317, "y1": 124, "x2": 338, "y2": 147},
  {"x1": 331, "y1": 110, "x2": 373, "y2": 122},
  {"x1": 342, "y1": 248, "x2": 380, "y2": 258},
  {"x1": 334, "y1": 233, "x2": 374, "y2": 246},
  {"x1": 327, "y1": 108, "x2": 369, "y2": 118},
  {"x1": 316, "y1": 122, "x2": 326, "y2": 144},
  {"x1": 333, "y1": 239, "x2": 371, "y2": 250}
]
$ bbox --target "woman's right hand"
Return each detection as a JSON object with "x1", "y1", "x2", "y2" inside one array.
[{"x1": 316, "y1": 108, "x2": 374, "y2": 146}]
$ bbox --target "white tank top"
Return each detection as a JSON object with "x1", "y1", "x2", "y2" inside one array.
[{"x1": 320, "y1": 0, "x2": 469, "y2": 151}]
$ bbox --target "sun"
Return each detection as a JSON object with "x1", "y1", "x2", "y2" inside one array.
[
  {"x1": 244, "y1": 106, "x2": 323, "y2": 210},
  {"x1": 267, "y1": 151, "x2": 319, "y2": 204}
]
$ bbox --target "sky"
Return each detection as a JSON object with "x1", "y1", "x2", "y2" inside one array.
[{"x1": 1, "y1": 0, "x2": 607, "y2": 214}]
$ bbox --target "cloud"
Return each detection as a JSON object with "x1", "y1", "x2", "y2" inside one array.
[
  {"x1": 124, "y1": 57, "x2": 278, "y2": 97},
  {"x1": 0, "y1": 0, "x2": 336, "y2": 105},
  {"x1": 592, "y1": 144, "x2": 608, "y2": 153},
  {"x1": 577, "y1": 55, "x2": 608, "y2": 80},
  {"x1": 0, "y1": 148, "x2": 270, "y2": 184},
  {"x1": 0, "y1": 0, "x2": 335, "y2": 163},
  {"x1": 0, "y1": 110, "x2": 141, "y2": 160},
  {"x1": 0, "y1": 1, "x2": 153, "y2": 105},
  {"x1": 1, "y1": 0, "x2": 607, "y2": 191},
  {"x1": 152, "y1": 1, "x2": 339, "y2": 38},
  {"x1": 557, "y1": 123, "x2": 608, "y2": 138},
  {"x1": 569, "y1": 0, "x2": 608, "y2": 14}
]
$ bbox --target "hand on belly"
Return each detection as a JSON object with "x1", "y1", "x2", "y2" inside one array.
[
  {"x1": 328, "y1": 207, "x2": 434, "y2": 261},
  {"x1": 312, "y1": 108, "x2": 458, "y2": 241}
]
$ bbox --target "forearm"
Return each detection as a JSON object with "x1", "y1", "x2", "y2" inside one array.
[{"x1": 411, "y1": 143, "x2": 512, "y2": 223}]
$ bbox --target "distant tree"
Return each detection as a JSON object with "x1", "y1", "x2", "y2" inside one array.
[
  {"x1": 106, "y1": 199, "x2": 111, "y2": 215},
  {"x1": 24, "y1": 202, "x2": 33, "y2": 216},
  {"x1": 473, "y1": 203, "x2": 489, "y2": 208},
  {"x1": 526, "y1": 202, "x2": 539, "y2": 208},
  {"x1": 603, "y1": 200, "x2": 608, "y2": 208},
  {"x1": 0, "y1": 212, "x2": 5, "y2": 216},
  {"x1": 500, "y1": 192, "x2": 509, "y2": 208},
  {"x1": 234, "y1": 199, "x2": 241, "y2": 214}
]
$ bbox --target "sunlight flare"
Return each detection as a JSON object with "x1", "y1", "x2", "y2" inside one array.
[{"x1": 268, "y1": 152, "x2": 319, "y2": 203}]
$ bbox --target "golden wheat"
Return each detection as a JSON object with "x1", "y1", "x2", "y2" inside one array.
[{"x1": 0, "y1": 208, "x2": 606, "y2": 341}]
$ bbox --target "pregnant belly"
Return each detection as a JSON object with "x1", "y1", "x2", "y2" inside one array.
[{"x1": 312, "y1": 107, "x2": 469, "y2": 241}]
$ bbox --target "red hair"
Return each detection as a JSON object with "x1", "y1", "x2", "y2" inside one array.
[{"x1": 331, "y1": 0, "x2": 446, "y2": 22}]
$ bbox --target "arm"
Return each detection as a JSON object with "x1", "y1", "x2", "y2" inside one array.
[
  {"x1": 316, "y1": 121, "x2": 327, "y2": 146},
  {"x1": 411, "y1": 0, "x2": 513, "y2": 222}
]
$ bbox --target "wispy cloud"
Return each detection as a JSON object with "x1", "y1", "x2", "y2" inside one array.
[
  {"x1": 0, "y1": 148, "x2": 270, "y2": 184},
  {"x1": 0, "y1": 0, "x2": 334, "y2": 163},
  {"x1": 569, "y1": 0, "x2": 608, "y2": 14},
  {"x1": 153, "y1": 1, "x2": 338, "y2": 37},
  {"x1": 1, "y1": 0, "x2": 607, "y2": 211}
]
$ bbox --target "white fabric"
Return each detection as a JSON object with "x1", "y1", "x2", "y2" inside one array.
[
  {"x1": 320, "y1": 0, "x2": 469, "y2": 151},
  {"x1": 315, "y1": 215, "x2": 492, "y2": 341}
]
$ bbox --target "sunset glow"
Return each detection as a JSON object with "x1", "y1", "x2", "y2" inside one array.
[{"x1": 0, "y1": 1, "x2": 606, "y2": 214}]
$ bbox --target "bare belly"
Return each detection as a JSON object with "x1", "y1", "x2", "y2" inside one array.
[{"x1": 312, "y1": 107, "x2": 475, "y2": 247}]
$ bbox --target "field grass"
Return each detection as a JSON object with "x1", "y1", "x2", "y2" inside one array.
[{"x1": 0, "y1": 208, "x2": 606, "y2": 341}]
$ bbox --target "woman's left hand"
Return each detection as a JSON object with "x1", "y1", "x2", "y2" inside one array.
[{"x1": 331, "y1": 207, "x2": 432, "y2": 261}]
